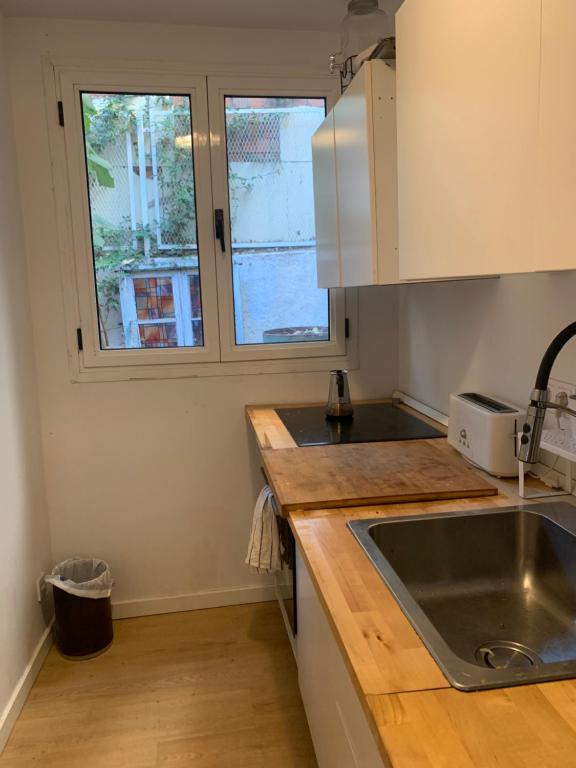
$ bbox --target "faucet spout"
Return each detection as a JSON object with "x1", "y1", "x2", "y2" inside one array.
[
  {"x1": 534, "y1": 321, "x2": 576, "y2": 391},
  {"x1": 519, "y1": 321, "x2": 576, "y2": 464}
]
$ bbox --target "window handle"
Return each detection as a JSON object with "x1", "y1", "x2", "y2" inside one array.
[{"x1": 214, "y1": 209, "x2": 226, "y2": 253}]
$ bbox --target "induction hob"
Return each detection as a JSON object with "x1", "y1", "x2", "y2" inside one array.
[{"x1": 275, "y1": 403, "x2": 445, "y2": 447}]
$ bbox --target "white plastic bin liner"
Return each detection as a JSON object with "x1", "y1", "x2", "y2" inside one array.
[{"x1": 45, "y1": 558, "x2": 114, "y2": 599}]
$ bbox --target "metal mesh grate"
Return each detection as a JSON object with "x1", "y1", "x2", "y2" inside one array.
[
  {"x1": 89, "y1": 138, "x2": 132, "y2": 231},
  {"x1": 89, "y1": 113, "x2": 197, "y2": 251},
  {"x1": 153, "y1": 111, "x2": 197, "y2": 248},
  {"x1": 226, "y1": 111, "x2": 282, "y2": 163}
]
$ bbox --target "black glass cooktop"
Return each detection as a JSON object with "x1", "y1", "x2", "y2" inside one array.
[{"x1": 275, "y1": 403, "x2": 445, "y2": 447}]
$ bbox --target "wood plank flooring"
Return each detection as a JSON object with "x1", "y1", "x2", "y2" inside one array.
[{"x1": 0, "y1": 602, "x2": 317, "y2": 768}]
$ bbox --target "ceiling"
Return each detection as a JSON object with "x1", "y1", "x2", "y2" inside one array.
[{"x1": 0, "y1": 0, "x2": 403, "y2": 32}]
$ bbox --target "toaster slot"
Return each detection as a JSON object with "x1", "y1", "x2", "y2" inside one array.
[{"x1": 459, "y1": 393, "x2": 518, "y2": 414}]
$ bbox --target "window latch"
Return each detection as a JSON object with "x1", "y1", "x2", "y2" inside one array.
[{"x1": 214, "y1": 209, "x2": 226, "y2": 253}]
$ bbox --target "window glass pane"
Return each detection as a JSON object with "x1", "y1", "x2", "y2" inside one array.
[
  {"x1": 134, "y1": 277, "x2": 175, "y2": 319},
  {"x1": 189, "y1": 274, "x2": 204, "y2": 346},
  {"x1": 80, "y1": 92, "x2": 205, "y2": 350},
  {"x1": 139, "y1": 323, "x2": 178, "y2": 348},
  {"x1": 224, "y1": 96, "x2": 329, "y2": 345}
]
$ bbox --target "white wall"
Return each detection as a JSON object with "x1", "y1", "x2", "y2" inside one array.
[
  {"x1": 5, "y1": 18, "x2": 398, "y2": 608},
  {"x1": 0, "y1": 11, "x2": 52, "y2": 746},
  {"x1": 399, "y1": 272, "x2": 576, "y2": 413}
]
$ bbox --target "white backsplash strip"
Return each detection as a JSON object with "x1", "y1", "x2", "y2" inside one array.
[{"x1": 392, "y1": 390, "x2": 449, "y2": 427}]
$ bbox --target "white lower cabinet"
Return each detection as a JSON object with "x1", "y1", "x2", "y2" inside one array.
[{"x1": 296, "y1": 547, "x2": 386, "y2": 768}]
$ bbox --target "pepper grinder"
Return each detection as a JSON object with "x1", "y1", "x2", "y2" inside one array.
[{"x1": 325, "y1": 369, "x2": 354, "y2": 420}]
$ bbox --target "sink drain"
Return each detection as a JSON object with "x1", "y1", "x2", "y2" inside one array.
[{"x1": 475, "y1": 641, "x2": 542, "y2": 670}]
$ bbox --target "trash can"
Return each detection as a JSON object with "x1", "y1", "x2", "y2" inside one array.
[{"x1": 45, "y1": 558, "x2": 114, "y2": 659}]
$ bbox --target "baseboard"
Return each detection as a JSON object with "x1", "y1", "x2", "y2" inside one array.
[
  {"x1": 112, "y1": 583, "x2": 277, "y2": 619},
  {"x1": 0, "y1": 623, "x2": 53, "y2": 754}
]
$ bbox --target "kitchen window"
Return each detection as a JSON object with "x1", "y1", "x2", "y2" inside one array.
[{"x1": 56, "y1": 69, "x2": 349, "y2": 377}]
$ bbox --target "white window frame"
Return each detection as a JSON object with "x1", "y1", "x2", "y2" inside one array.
[
  {"x1": 59, "y1": 70, "x2": 221, "y2": 369},
  {"x1": 208, "y1": 75, "x2": 346, "y2": 363},
  {"x1": 50, "y1": 63, "x2": 355, "y2": 381}
]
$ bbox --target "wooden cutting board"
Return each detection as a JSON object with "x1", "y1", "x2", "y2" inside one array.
[{"x1": 262, "y1": 439, "x2": 497, "y2": 514}]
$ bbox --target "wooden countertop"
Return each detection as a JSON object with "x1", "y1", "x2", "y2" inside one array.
[
  {"x1": 291, "y1": 500, "x2": 576, "y2": 767},
  {"x1": 247, "y1": 400, "x2": 445, "y2": 452},
  {"x1": 247, "y1": 401, "x2": 576, "y2": 764},
  {"x1": 247, "y1": 403, "x2": 497, "y2": 514},
  {"x1": 247, "y1": 403, "x2": 303, "y2": 451}
]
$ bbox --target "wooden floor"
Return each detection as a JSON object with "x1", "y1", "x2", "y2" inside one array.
[{"x1": 0, "y1": 602, "x2": 317, "y2": 767}]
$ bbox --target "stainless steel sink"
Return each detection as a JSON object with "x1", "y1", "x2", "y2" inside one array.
[{"x1": 348, "y1": 502, "x2": 576, "y2": 690}]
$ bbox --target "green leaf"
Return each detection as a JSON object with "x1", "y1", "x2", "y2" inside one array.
[
  {"x1": 91, "y1": 214, "x2": 110, "y2": 249},
  {"x1": 86, "y1": 145, "x2": 115, "y2": 188},
  {"x1": 82, "y1": 94, "x2": 96, "y2": 133},
  {"x1": 82, "y1": 96, "x2": 116, "y2": 188}
]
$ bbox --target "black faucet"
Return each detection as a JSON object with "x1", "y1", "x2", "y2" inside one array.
[{"x1": 519, "y1": 321, "x2": 576, "y2": 464}]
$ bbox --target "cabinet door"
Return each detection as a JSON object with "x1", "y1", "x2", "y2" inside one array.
[
  {"x1": 535, "y1": 0, "x2": 576, "y2": 271},
  {"x1": 296, "y1": 548, "x2": 386, "y2": 768},
  {"x1": 334, "y1": 67, "x2": 379, "y2": 287},
  {"x1": 396, "y1": 0, "x2": 541, "y2": 280},
  {"x1": 371, "y1": 62, "x2": 400, "y2": 285},
  {"x1": 312, "y1": 111, "x2": 342, "y2": 288}
]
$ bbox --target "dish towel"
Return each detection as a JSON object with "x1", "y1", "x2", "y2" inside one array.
[{"x1": 245, "y1": 485, "x2": 283, "y2": 574}]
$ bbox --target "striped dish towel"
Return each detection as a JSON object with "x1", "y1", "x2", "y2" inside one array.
[{"x1": 245, "y1": 485, "x2": 283, "y2": 574}]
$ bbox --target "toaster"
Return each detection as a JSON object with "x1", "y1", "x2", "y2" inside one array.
[{"x1": 447, "y1": 393, "x2": 525, "y2": 477}]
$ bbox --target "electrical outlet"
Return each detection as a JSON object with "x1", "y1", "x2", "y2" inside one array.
[
  {"x1": 36, "y1": 573, "x2": 47, "y2": 603},
  {"x1": 547, "y1": 378, "x2": 576, "y2": 431},
  {"x1": 548, "y1": 377, "x2": 576, "y2": 401}
]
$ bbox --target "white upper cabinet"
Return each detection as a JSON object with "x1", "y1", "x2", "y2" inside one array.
[
  {"x1": 315, "y1": 0, "x2": 576, "y2": 286},
  {"x1": 535, "y1": 0, "x2": 576, "y2": 272},
  {"x1": 312, "y1": 110, "x2": 341, "y2": 288},
  {"x1": 396, "y1": 0, "x2": 542, "y2": 281},
  {"x1": 312, "y1": 60, "x2": 399, "y2": 288}
]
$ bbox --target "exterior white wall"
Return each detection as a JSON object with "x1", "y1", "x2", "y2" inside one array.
[
  {"x1": 5, "y1": 18, "x2": 399, "y2": 606},
  {"x1": 229, "y1": 109, "x2": 324, "y2": 243},
  {"x1": 229, "y1": 160, "x2": 317, "y2": 243},
  {"x1": 0, "y1": 11, "x2": 52, "y2": 745},
  {"x1": 399, "y1": 273, "x2": 576, "y2": 413},
  {"x1": 233, "y1": 249, "x2": 329, "y2": 344}
]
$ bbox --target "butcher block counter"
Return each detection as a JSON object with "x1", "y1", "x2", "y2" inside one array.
[
  {"x1": 247, "y1": 402, "x2": 497, "y2": 514},
  {"x1": 291, "y1": 500, "x2": 576, "y2": 767}
]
